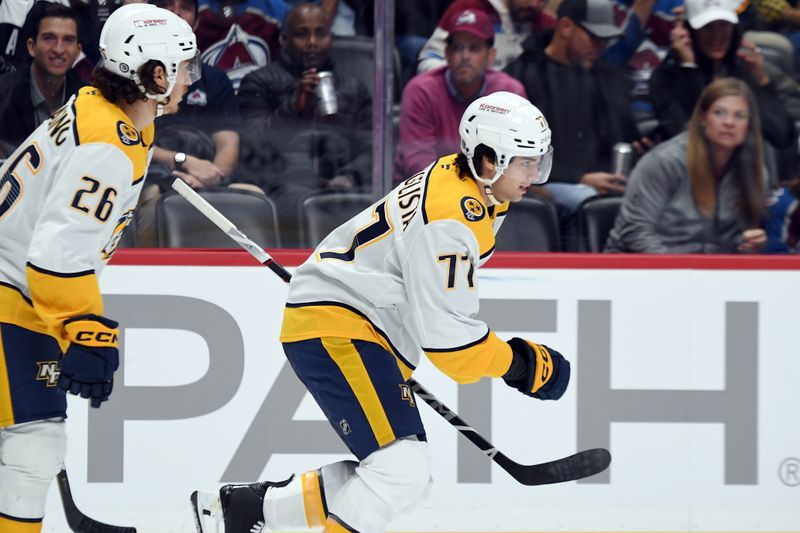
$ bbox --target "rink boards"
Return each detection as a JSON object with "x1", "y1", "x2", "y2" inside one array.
[{"x1": 43, "y1": 251, "x2": 800, "y2": 533}]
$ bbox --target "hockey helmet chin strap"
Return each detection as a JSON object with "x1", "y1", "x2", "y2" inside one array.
[{"x1": 467, "y1": 158, "x2": 505, "y2": 206}]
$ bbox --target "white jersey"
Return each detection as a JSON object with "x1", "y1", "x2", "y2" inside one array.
[
  {"x1": 0, "y1": 86, "x2": 152, "y2": 347},
  {"x1": 281, "y1": 154, "x2": 514, "y2": 384}
]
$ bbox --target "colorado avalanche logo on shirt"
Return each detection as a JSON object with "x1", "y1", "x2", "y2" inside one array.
[
  {"x1": 117, "y1": 121, "x2": 140, "y2": 146},
  {"x1": 461, "y1": 196, "x2": 485, "y2": 222}
]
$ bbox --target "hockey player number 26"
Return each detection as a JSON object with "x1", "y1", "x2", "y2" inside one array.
[
  {"x1": 70, "y1": 176, "x2": 117, "y2": 222},
  {"x1": 0, "y1": 143, "x2": 43, "y2": 221}
]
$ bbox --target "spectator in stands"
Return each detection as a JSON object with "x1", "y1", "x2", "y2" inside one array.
[
  {"x1": 237, "y1": 1, "x2": 372, "y2": 246},
  {"x1": 649, "y1": 0, "x2": 795, "y2": 150},
  {"x1": 284, "y1": 0, "x2": 355, "y2": 35},
  {"x1": 504, "y1": 0, "x2": 644, "y2": 250},
  {"x1": 195, "y1": 0, "x2": 287, "y2": 91},
  {"x1": 394, "y1": 8, "x2": 527, "y2": 180},
  {"x1": 0, "y1": 2, "x2": 86, "y2": 148},
  {"x1": 606, "y1": 78, "x2": 768, "y2": 253},
  {"x1": 135, "y1": 0, "x2": 244, "y2": 246},
  {"x1": 417, "y1": 0, "x2": 557, "y2": 74}
]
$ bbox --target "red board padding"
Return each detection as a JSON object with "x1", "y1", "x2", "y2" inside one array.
[{"x1": 111, "y1": 249, "x2": 800, "y2": 270}]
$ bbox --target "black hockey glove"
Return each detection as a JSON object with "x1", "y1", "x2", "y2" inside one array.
[
  {"x1": 503, "y1": 337, "x2": 570, "y2": 400},
  {"x1": 58, "y1": 314, "x2": 119, "y2": 408}
]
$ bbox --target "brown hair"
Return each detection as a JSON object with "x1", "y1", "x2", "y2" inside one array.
[
  {"x1": 91, "y1": 60, "x2": 168, "y2": 106},
  {"x1": 686, "y1": 78, "x2": 764, "y2": 225},
  {"x1": 454, "y1": 145, "x2": 497, "y2": 180}
]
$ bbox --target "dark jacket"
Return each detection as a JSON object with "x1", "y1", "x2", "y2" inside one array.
[
  {"x1": 649, "y1": 49, "x2": 796, "y2": 149},
  {"x1": 0, "y1": 65, "x2": 87, "y2": 147},
  {"x1": 237, "y1": 53, "x2": 372, "y2": 190},
  {"x1": 504, "y1": 32, "x2": 640, "y2": 184}
]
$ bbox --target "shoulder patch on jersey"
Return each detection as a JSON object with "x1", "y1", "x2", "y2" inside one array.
[
  {"x1": 116, "y1": 121, "x2": 140, "y2": 146},
  {"x1": 460, "y1": 196, "x2": 485, "y2": 222}
]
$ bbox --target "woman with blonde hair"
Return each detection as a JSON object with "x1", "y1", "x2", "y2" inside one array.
[{"x1": 606, "y1": 78, "x2": 768, "y2": 253}]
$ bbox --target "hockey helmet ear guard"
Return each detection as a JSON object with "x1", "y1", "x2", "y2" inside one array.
[
  {"x1": 99, "y1": 3, "x2": 198, "y2": 99},
  {"x1": 459, "y1": 91, "x2": 553, "y2": 187}
]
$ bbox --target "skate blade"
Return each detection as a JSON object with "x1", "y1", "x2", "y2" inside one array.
[{"x1": 190, "y1": 490, "x2": 223, "y2": 533}]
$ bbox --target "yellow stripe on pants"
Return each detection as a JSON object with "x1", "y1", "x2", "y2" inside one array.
[
  {"x1": 301, "y1": 470, "x2": 326, "y2": 527},
  {"x1": 0, "y1": 327, "x2": 16, "y2": 427},
  {"x1": 321, "y1": 338, "x2": 396, "y2": 448}
]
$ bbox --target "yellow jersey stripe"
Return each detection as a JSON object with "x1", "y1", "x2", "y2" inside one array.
[
  {"x1": 300, "y1": 470, "x2": 326, "y2": 528},
  {"x1": 0, "y1": 514, "x2": 42, "y2": 533},
  {"x1": 322, "y1": 337, "x2": 396, "y2": 447},
  {"x1": 419, "y1": 154, "x2": 506, "y2": 259},
  {"x1": 424, "y1": 331, "x2": 512, "y2": 384},
  {"x1": 0, "y1": 327, "x2": 16, "y2": 426},
  {"x1": 281, "y1": 302, "x2": 414, "y2": 380},
  {"x1": 0, "y1": 283, "x2": 48, "y2": 335},
  {"x1": 26, "y1": 264, "x2": 103, "y2": 350}
]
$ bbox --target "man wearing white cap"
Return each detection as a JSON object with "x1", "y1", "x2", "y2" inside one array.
[{"x1": 649, "y1": 0, "x2": 795, "y2": 148}]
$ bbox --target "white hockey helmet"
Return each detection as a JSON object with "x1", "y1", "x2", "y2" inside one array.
[
  {"x1": 99, "y1": 3, "x2": 199, "y2": 100},
  {"x1": 459, "y1": 91, "x2": 553, "y2": 198}
]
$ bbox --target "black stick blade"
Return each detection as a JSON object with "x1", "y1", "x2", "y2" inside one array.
[
  {"x1": 57, "y1": 469, "x2": 137, "y2": 533},
  {"x1": 495, "y1": 448, "x2": 611, "y2": 486}
]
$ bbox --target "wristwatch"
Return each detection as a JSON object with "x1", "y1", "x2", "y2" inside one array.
[{"x1": 174, "y1": 151, "x2": 187, "y2": 171}]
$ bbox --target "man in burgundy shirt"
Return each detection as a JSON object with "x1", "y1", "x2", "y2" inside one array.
[
  {"x1": 418, "y1": 0, "x2": 556, "y2": 73},
  {"x1": 394, "y1": 8, "x2": 527, "y2": 180}
]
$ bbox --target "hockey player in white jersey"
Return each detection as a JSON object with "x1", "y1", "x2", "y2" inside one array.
[
  {"x1": 0, "y1": 4, "x2": 199, "y2": 532},
  {"x1": 191, "y1": 91, "x2": 570, "y2": 533}
]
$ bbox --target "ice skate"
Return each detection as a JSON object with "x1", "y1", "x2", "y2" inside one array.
[{"x1": 191, "y1": 477, "x2": 293, "y2": 533}]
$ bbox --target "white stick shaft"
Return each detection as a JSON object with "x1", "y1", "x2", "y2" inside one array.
[
  {"x1": 170, "y1": 178, "x2": 272, "y2": 264},
  {"x1": 171, "y1": 178, "x2": 235, "y2": 233}
]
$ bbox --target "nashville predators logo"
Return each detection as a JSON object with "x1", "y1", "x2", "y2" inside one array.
[
  {"x1": 460, "y1": 196, "x2": 485, "y2": 222},
  {"x1": 36, "y1": 361, "x2": 60, "y2": 387},
  {"x1": 399, "y1": 384, "x2": 416, "y2": 407},
  {"x1": 117, "y1": 121, "x2": 140, "y2": 146},
  {"x1": 102, "y1": 210, "x2": 135, "y2": 260}
]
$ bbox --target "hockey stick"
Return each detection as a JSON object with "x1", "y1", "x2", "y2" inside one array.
[
  {"x1": 171, "y1": 178, "x2": 611, "y2": 485},
  {"x1": 57, "y1": 468, "x2": 136, "y2": 533}
]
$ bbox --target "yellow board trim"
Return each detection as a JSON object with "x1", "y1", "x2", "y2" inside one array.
[
  {"x1": 300, "y1": 470, "x2": 326, "y2": 528},
  {"x1": 0, "y1": 515, "x2": 42, "y2": 533},
  {"x1": 0, "y1": 327, "x2": 16, "y2": 427},
  {"x1": 322, "y1": 337, "x2": 396, "y2": 448}
]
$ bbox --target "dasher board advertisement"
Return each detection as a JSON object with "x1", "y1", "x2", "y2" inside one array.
[{"x1": 43, "y1": 252, "x2": 800, "y2": 533}]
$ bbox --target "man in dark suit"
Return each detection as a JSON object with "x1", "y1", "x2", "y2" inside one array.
[{"x1": 0, "y1": 2, "x2": 86, "y2": 149}]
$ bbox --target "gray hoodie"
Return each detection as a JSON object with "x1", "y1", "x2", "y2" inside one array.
[{"x1": 605, "y1": 133, "x2": 764, "y2": 254}]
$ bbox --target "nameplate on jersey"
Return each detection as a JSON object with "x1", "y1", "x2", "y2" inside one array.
[
  {"x1": 460, "y1": 196, "x2": 485, "y2": 222},
  {"x1": 117, "y1": 121, "x2": 140, "y2": 146},
  {"x1": 397, "y1": 171, "x2": 424, "y2": 232}
]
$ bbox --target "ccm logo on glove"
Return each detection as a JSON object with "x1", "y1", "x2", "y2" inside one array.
[
  {"x1": 74, "y1": 330, "x2": 118, "y2": 344},
  {"x1": 59, "y1": 314, "x2": 120, "y2": 408},
  {"x1": 503, "y1": 337, "x2": 570, "y2": 400}
]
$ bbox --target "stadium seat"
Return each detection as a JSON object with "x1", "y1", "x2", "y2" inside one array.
[
  {"x1": 300, "y1": 192, "x2": 373, "y2": 248},
  {"x1": 495, "y1": 196, "x2": 561, "y2": 252},
  {"x1": 156, "y1": 188, "x2": 281, "y2": 248},
  {"x1": 330, "y1": 36, "x2": 402, "y2": 102},
  {"x1": 575, "y1": 195, "x2": 623, "y2": 252}
]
